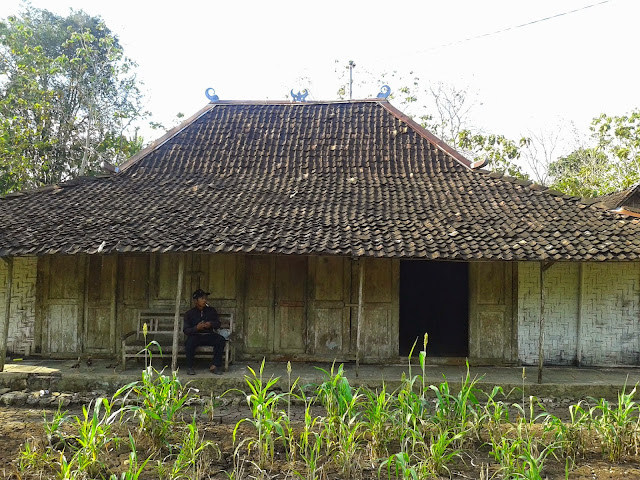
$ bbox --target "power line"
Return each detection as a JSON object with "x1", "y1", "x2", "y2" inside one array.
[{"x1": 422, "y1": 0, "x2": 611, "y2": 52}]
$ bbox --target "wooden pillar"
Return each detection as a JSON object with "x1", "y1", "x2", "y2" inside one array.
[
  {"x1": 0, "y1": 257, "x2": 14, "y2": 372},
  {"x1": 576, "y1": 262, "x2": 584, "y2": 367},
  {"x1": 537, "y1": 261, "x2": 555, "y2": 384},
  {"x1": 537, "y1": 261, "x2": 545, "y2": 384},
  {"x1": 171, "y1": 255, "x2": 185, "y2": 372},
  {"x1": 355, "y1": 258, "x2": 364, "y2": 377}
]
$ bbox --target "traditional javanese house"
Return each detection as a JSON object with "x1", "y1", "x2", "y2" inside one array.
[{"x1": 2, "y1": 99, "x2": 640, "y2": 373}]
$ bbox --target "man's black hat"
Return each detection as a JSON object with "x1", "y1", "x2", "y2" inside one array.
[{"x1": 192, "y1": 288, "x2": 210, "y2": 299}]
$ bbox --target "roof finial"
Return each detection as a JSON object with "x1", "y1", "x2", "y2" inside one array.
[
  {"x1": 205, "y1": 88, "x2": 219, "y2": 102},
  {"x1": 290, "y1": 89, "x2": 309, "y2": 102},
  {"x1": 377, "y1": 85, "x2": 391, "y2": 99},
  {"x1": 348, "y1": 60, "x2": 356, "y2": 100}
]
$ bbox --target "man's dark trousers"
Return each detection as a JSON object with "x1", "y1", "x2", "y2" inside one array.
[{"x1": 185, "y1": 333, "x2": 225, "y2": 369}]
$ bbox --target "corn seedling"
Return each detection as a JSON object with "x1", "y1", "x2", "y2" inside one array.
[
  {"x1": 380, "y1": 451, "x2": 418, "y2": 480},
  {"x1": 429, "y1": 361, "x2": 482, "y2": 447},
  {"x1": 314, "y1": 361, "x2": 353, "y2": 417},
  {"x1": 234, "y1": 358, "x2": 289, "y2": 468},
  {"x1": 362, "y1": 385, "x2": 394, "y2": 461},
  {"x1": 18, "y1": 438, "x2": 47, "y2": 472},
  {"x1": 167, "y1": 416, "x2": 218, "y2": 479},
  {"x1": 327, "y1": 393, "x2": 365, "y2": 477},
  {"x1": 43, "y1": 402, "x2": 69, "y2": 449},
  {"x1": 109, "y1": 433, "x2": 150, "y2": 480},
  {"x1": 130, "y1": 358, "x2": 193, "y2": 446},
  {"x1": 546, "y1": 400, "x2": 590, "y2": 463},
  {"x1": 590, "y1": 383, "x2": 640, "y2": 461},
  {"x1": 424, "y1": 428, "x2": 463, "y2": 477}
]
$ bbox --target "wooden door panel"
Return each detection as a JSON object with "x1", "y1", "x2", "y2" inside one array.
[
  {"x1": 244, "y1": 256, "x2": 274, "y2": 353},
  {"x1": 48, "y1": 304, "x2": 78, "y2": 353},
  {"x1": 469, "y1": 262, "x2": 514, "y2": 362},
  {"x1": 313, "y1": 308, "x2": 343, "y2": 354},
  {"x1": 362, "y1": 306, "x2": 392, "y2": 357},
  {"x1": 278, "y1": 306, "x2": 305, "y2": 351},
  {"x1": 245, "y1": 305, "x2": 271, "y2": 350},
  {"x1": 85, "y1": 256, "x2": 116, "y2": 354},
  {"x1": 275, "y1": 256, "x2": 306, "y2": 353},
  {"x1": 311, "y1": 256, "x2": 351, "y2": 355},
  {"x1": 477, "y1": 311, "x2": 506, "y2": 359},
  {"x1": 85, "y1": 307, "x2": 111, "y2": 352}
]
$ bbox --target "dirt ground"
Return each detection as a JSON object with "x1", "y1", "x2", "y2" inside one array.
[{"x1": 3, "y1": 401, "x2": 640, "y2": 480}]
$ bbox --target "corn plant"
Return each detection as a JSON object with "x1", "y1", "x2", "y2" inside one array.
[
  {"x1": 109, "y1": 433, "x2": 150, "y2": 480},
  {"x1": 362, "y1": 385, "x2": 394, "y2": 460},
  {"x1": 56, "y1": 452, "x2": 75, "y2": 480},
  {"x1": 130, "y1": 361, "x2": 193, "y2": 446},
  {"x1": 325, "y1": 393, "x2": 366, "y2": 477},
  {"x1": 72, "y1": 399, "x2": 114, "y2": 476},
  {"x1": 546, "y1": 400, "x2": 591, "y2": 463},
  {"x1": 233, "y1": 358, "x2": 289, "y2": 468},
  {"x1": 314, "y1": 361, "x2": 354, "y2": 417},
  {"x1": 380, "y1": 451, "x2": 418, "y2": 480},
  {"x1": 166, "y1": 416, "x2": 218, "y2": 479},
  {"x1": 590, "y1": 383, "x2": 640, "y2": 461},
  {"x1": 429, "y1": 361, "x2": 482, "y2": 447},
  {"x1": 477, "y1": 386, "x2": 511, "y2": 443},
  {"x1": 43, "y1": 402, "x2": 69, "y2": 449},
  {"x1": 18, "y1": 438, "x2": 48, "y2": 472},
  {"x1": 296, "y1": 398, "x2": 324, "y2": 480},
  {"x1": 424, "y1": 428, "x2": 463, "y2": 477}
]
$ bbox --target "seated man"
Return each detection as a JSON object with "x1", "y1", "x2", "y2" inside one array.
[{"x1": 183, "y1": 289, "x2": 225, "y2": 375}]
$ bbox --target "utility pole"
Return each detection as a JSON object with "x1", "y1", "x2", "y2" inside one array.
[{"x1": 348, "y1": 60, "x2": 356, "y2": 100}]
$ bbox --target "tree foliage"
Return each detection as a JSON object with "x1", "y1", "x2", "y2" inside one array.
[
  {"x1": 548, "y1": 110, "x2": 640, "y2": 197},
  {"x1": 0, "y1": 6, "x2": 146, "y2": 193}
]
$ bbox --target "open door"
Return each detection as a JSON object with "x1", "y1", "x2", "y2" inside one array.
[{"x1": 399, "y1": 260, "x2": 469, "y2": 357}]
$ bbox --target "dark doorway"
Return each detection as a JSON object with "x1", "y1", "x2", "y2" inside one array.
[{"x1": 399, "y1": 261, "x2": 469, "y2": 357}]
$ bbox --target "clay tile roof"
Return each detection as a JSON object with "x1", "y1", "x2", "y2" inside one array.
[
  {"x1": 598, "y1": 183, "x2": 640, "y2": 210},
  {"x1": 2, "y1": 99, "x2": 640, "y2": 261}
]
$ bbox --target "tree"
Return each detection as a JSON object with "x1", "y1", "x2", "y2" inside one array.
[
  {"x1": 548, "y1": 110, "x2": 640, "y2": 197},
  {"x1": 0, "y1": 6, "x2": 146, "y2": 193},
  {"x1": 457, "y1": 130, "x2": 529, "y2": 178}
]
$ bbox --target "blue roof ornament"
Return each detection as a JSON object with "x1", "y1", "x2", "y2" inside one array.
[
  {"x1": 290, "y1": 89, "x2": 309, "y2": 102},
  {"x1": 205, "y1": 88, "x2": 219, "y2": 102},
  {"x1": 377, "y1": 85, "x2": 391, "y2": 99}
]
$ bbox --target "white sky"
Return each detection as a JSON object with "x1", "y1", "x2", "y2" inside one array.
[{"x1": 1, "y1": 0, "x2": 638, "y2": 151}]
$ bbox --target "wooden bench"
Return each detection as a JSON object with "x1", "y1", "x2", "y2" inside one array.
[{"x1": 121, "y1": 310, "x2": 234, "y2": 371}]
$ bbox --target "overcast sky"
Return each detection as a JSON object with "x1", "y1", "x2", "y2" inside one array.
[{"x1": 1, "y1": 0, "x2": 638, "y2": 152}]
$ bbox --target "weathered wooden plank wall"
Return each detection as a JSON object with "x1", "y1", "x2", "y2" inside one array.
[
  {"x1": 468, "y1": 261, "x2": 517, "y2": 364},
  {"x1": 33, "y1": 253, "x2": 517, "y2": 364}
]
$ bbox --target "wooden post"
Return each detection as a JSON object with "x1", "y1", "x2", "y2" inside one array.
[
  {"x1": 171, "y1": 255, "x2": 185, "y2": 372},
  {"x1": 0, "y1": 257, "x2": 14, "y2": 372},
  {"x1": 576, "y1": 262, "x2": 584, "y2": 367},
  {"x1": 355, "y1": 258, "x2": 364, "y2": 377}
]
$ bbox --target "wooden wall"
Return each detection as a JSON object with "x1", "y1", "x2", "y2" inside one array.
[
  {"x1": 468, "y1": 262, "x2": 517, "y2": 364},
  {"x1": 33, "y1": 254, "x2": 522, "y2": 364},
  {"x1": 33, "y1": 253, "x2": 402, "y2": 362}
]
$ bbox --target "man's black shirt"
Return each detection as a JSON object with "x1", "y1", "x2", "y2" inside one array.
[{"x1": 183, "y1": 305, "x2": 220, "y2": 335}]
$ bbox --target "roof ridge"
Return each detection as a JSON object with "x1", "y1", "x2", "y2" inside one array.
[
  {"x1": 0, "y1": 175, "x2": 109, "y2": 200},
  {"x1": 200, "y1": 98, "x2": 386, "y2": 105},
  {"x1": 379, "y1": 102, "x2": 480, "y2": 170},
  {"x1": 472, "y1": 167, "x2": 616, "y2": 213},
  {"x1": 118, "y1": 104, "x2": 215, "y2": 174}
]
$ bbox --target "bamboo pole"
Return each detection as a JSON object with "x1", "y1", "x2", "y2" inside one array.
[
  {"x1": 576, "y1": 263, "x2": 584, "y2": 367},
  {"x1": 171, "y1": 255, "x2": 185, "y2": 372},
  {"x1": 355, "y1": 258, "x2": 364, "y2": 377},
  {"x1": 0, "y1": 257, "x2": 14, "y2": 372},
  {"x1": 537, "y1": 262, "x2": 545, "y2": 383}
]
